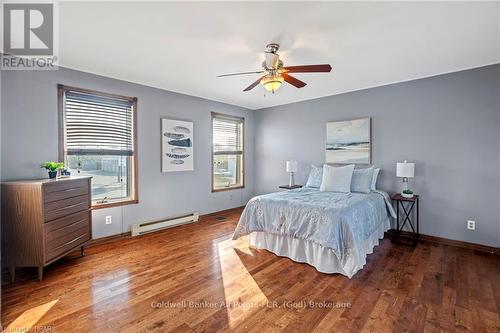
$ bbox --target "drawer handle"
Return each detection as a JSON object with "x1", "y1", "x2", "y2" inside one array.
[
  {"x1": 47, "y1": 186, "x2": 84, "y2": 194},
  {"x1": 54, "y1": 202, "x2": 86, "y2": 212},
  {"x1": 51, "y1": 233, "x2": 88, "y2": 251},
  {"x1": 59, "y1": 188, "x2": 81, "y2": 193},
  {"x1": 47, "y1": 218, "x2": 87, "y2": 233}
]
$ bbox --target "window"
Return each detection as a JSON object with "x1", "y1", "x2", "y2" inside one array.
[
  {"x1": 58, "y1": 85, "x2": 138, "y2": 208},
  {"x1": 212, "y1": 113, "x2": 244, "y2": 192}
]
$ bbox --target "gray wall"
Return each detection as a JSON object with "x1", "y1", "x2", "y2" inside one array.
[
  {"x1": 254, "y1": 65, "x2": 500, "y2": 247},
  {"x1": 1, "y1": 67, "x2": 255, "y2": 239},
  {"x1": 2, "y1": 64, "x2": 499, "y2": 247}
]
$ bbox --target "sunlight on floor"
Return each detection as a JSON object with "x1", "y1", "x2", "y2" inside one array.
[
  {"x1": 218, "y1": 236, "x2": 268, "y2": 329},
  {"x1": 5, "y1": 299, "x2": 58, "y2": 332}
]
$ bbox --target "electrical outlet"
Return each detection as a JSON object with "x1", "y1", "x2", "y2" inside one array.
[
  {"x1": 467, "y1": 220, "x2": 475, "y2": 230},
  {"x1": 105, "y1": 216, "x2": 112, "y2": 225}
]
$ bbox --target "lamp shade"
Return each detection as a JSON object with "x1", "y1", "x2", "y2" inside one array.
[
  {"x1": 396, "y1": 161, "x2": 415, "y2": 178},
  {"x1": 286, "y1": 160, "x2": 298, "y2": 173},
  {"x1": 261, "y1": 75, "x2": 284, "y2": 93}
]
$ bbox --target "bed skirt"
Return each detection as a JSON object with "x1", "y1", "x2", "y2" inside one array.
[{"x1": 248, "y1": 217, "x2": 390, "y2": 278}]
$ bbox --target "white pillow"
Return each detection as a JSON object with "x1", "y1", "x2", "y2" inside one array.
[
  {"x1": 319, "y1": 164, "x2": 355, "y2": 193},
  {"x1": 371, "y1": 168, "x2": 380, "y2": 191}
]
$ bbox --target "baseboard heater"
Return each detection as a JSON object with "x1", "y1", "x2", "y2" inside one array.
[{"x1": 131, "y1": 212, "x2": 199, "y2": 237}]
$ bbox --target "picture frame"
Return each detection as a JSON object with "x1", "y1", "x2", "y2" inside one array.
[
  {"x1": 325, "y1": 117, "x2": 371, "y2": 164},
  {"x1": 161, "y1": 118, "x2": 194, "y2": 172}
]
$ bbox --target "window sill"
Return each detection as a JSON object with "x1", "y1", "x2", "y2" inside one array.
[
  {"x1": 91, "y1": 199, "x2": 139, "y2": 210},
  {"x1": 212, "y1": 185, "x2": 245, "y2": 193}
]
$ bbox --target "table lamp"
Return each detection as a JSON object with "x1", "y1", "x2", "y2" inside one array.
[
  {"x1": 286, "y1": 161, "x2": 298, "y2": 187},
  {"x1": 396, "y1": 160, "x2": 415, "y2": 198}
]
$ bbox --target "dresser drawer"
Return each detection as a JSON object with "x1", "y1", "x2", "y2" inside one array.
[
  {"x1": 44, "y1": 194, "x2": 90, "y2": 222},
  {"x1": 46, "y1": 221, "x2": 89, "y2": 252},
  {"x1": 45, "y1": 210, "x2": 90, "y2": 239},
  {"x1": 44, "y1": 178, "x2": 89, "y2": 203},
  {"x1": 45, "y1": 231, "x2": 90, "y2": 263}
]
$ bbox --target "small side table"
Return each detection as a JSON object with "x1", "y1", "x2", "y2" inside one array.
[
  {"x1": 279, "y1": 185, "x2": 303, "y2": 190},
  {"x1": 391, "y1": 194, "x2": 419, "y2": 246}
]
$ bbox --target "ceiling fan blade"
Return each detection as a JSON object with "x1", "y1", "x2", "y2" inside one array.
[
  {"x1": 243, "y1": 75, "x2": 266, "y2": 91},
  {"x1": 282, "y1": 64, "x2": 332, "y2": 73},
  {"x1": 283, "y1": 73, "x2": 307, "y2": 88},
  {"x1": 217, "y1": 70, "x2": 265, "y2": 78}
]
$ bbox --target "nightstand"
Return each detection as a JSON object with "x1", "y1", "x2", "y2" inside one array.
[
  {"x1": 279, "y1": 185, "x2": 303, "y2": 190},
  {"x1": 391, "y1": 193, "x2": 419, "y2": 246}
]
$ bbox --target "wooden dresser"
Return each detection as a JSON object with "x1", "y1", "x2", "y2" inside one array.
[{"x1": 1, "y1": 176, "x2": 92, "y2": 281}]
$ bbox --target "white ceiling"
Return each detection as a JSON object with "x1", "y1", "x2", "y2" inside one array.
[{"x1": 58, "y1": 1, "x2": 500, "y2": 110}]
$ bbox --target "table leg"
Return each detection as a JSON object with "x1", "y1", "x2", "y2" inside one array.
[
  {"x1": 417, "y1": 198, "x2": 420, "y2": 241},
  {"x1": 9, "y1": 266, "x2": 15, "y2": 283},
  {"x1": 396, "y1": 201, "x2": 400, "y2": 242},
  {"x1": 38, "y1": 266, "x2": 43, "y2": 281}
]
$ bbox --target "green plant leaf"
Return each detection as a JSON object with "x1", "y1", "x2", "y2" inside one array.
[{"x1": 40, "y1": 161, "x2": 65, "y2": 172}]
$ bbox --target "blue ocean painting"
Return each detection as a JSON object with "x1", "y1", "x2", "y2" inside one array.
[{"x1": 326, "y1": 118, "x2": 371, "y2": 163}]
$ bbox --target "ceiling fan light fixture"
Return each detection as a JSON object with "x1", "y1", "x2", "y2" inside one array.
[
  {"x1": 261, "y1": 75, "x2": 284, "y2": 93},
  {"x1": 218, "y1": 42, "x2": 331, "y2": 93}
]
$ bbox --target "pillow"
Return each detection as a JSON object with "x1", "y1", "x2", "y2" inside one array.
[
  {"x1": 351, "y1": 167, "x2": 374, "y2": 193},
  {"x1": 371, "y1": 168, "x2": 380, "y2": 191},
  {"x1": 319, "y1": 164, "x2": 355, "y2": 193},
  {"x1": 305, "y1": 165, "x2": 323, "y2": 188}
]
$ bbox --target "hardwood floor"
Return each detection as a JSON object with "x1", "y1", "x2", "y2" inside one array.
[{"x1": 2, "y1": 208, "x2": 499, "y2": 332}]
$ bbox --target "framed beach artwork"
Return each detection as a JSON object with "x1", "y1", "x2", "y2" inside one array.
[
  {"x1": 161, "y1": 118, "x2": 194, "y2": 172},
  {"x1": 325, "y1": 118, "x2": 371, "y2": 164}
]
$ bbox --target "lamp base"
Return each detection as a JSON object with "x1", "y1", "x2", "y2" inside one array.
[
  {"x1": 288, "y1": 172, "x2": 295, "y2": 187},
  {"x1": 400, "y1": 178, "x2": 414, "y2": 198}
]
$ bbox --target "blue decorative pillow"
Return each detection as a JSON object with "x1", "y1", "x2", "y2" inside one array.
[
  {"x1": 351, "y1": 167, "x2": 374, "y2": 193},
  {"x1": 305, "y1": 165, "x2": 323, "y2": 188}
]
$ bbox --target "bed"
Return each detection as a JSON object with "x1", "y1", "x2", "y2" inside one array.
[{"x1": 232, "y1": 188, "x2": 396, "y2": 278}]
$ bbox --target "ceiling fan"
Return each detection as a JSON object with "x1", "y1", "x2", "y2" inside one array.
[{"x1": 217, "y1": 43, "x2": 332, "y2": 93}]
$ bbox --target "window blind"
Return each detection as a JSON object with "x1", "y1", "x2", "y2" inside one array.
[
  {"x1": 212, "y1": 114, "x2": 243, "y2": 155},
  {"x1": 64, "y1": 90, "x2": 134, "y2": 156}
]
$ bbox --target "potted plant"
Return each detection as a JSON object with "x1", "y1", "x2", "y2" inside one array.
[
  {"x1": 401, "y1": 189, "x2": 414, "y2": 199},
  {"x1": 40, "y1": 161, "x2": 65, "y2": 179}
]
